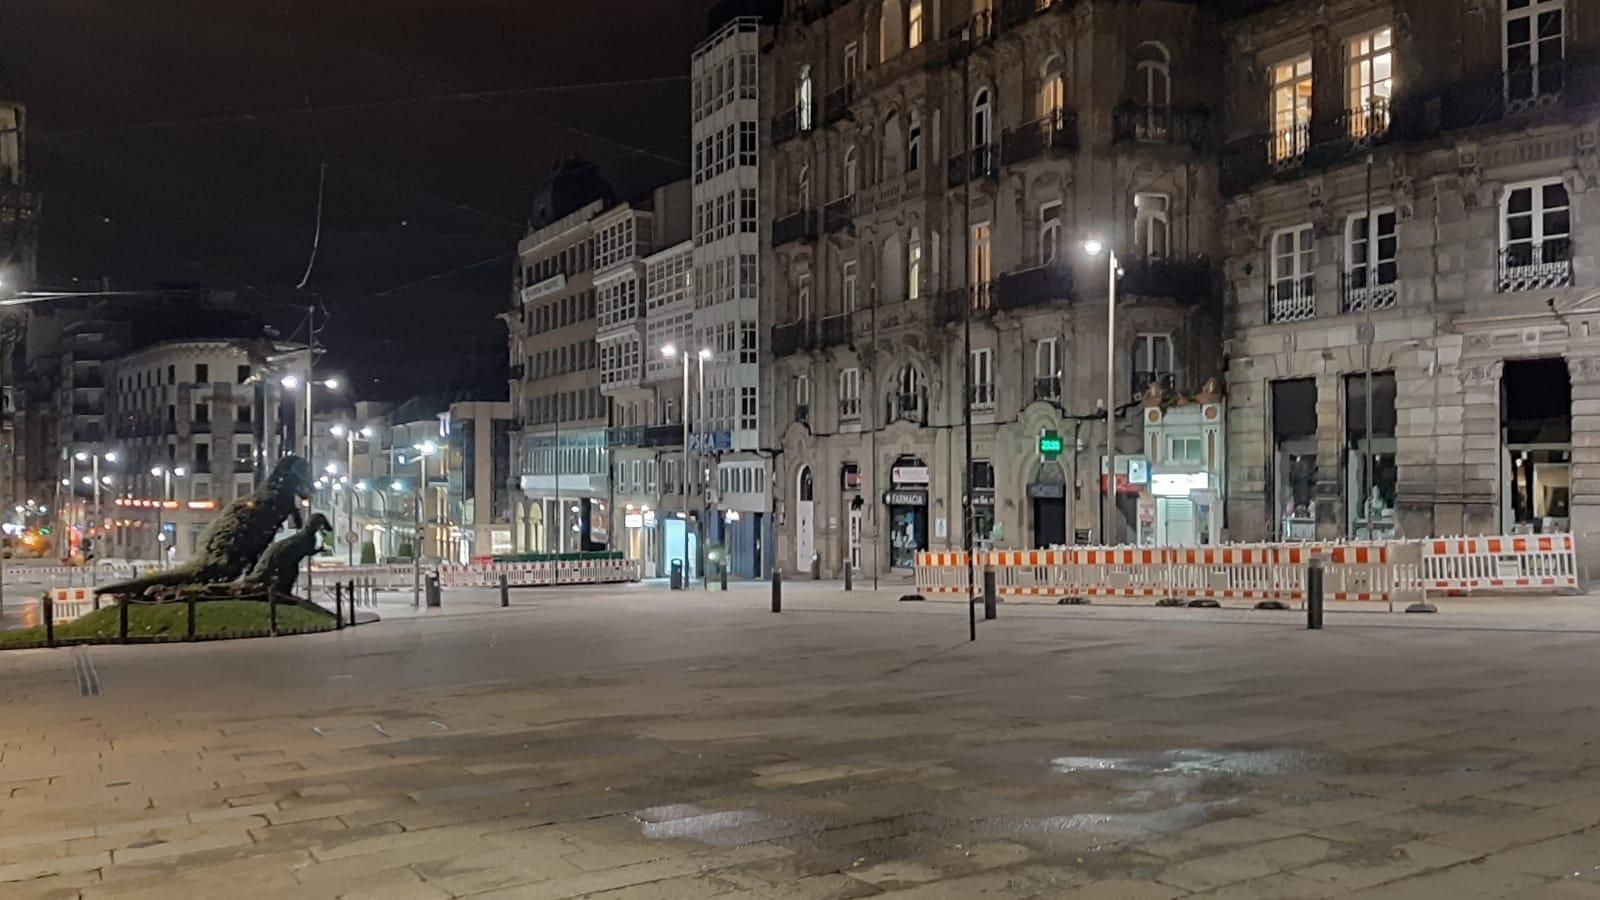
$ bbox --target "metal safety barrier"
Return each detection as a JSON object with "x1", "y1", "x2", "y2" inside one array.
[
  {"x1": 435, "y1": 559, "x2": 641, "y2": 589},
  {"x1": 1423, "y1": 534, "x2": 1579, "y2": 594}
]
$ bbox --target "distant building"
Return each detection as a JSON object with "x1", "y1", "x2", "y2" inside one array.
[
  {"x1": 0, "y1": 101, "x2": 39, "y2": 518},
  {"x1": 443, "y1": 400, "x2": 514, "y2": 562}
]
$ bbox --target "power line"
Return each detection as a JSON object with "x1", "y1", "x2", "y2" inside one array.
[{"x1": 32, "y1": 75, "x2": 689, "y2": 140}]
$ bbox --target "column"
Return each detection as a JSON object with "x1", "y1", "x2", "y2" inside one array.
[{"x1": 1567, "y1": 355, "x2": 1600, "y2": 565}]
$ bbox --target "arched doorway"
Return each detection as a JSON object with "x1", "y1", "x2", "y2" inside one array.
[
  {"x1": 795, "y1": 466, "x2": 815, "y2": 572},
  {"x1": 1030, "y1": 460, "x2": 1068, "y2": 548},
  {"x1": 886, "y1": 454, "x2": 929, "y2": 568}
]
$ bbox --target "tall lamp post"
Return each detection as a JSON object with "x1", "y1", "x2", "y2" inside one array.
[
  {"x1": 403, "y1": 442, "x2": 437, "y2": 607},
  {"x1": 150, "y1": 465, "x2": 187, "y2": 562},
  {"x1": 661, "y1": 344, "x2": 711, "y2": 583},
  {"x1": 78, "y1": 449, "x2": 119, "y2": 556},
  {"x1": 1083, "y1": 239, "x2": 1120, "y2": 545},
  {"x1": 331, "y1": 423, "x2": 375, "y2": 565},
  {"x1": 280, "y1": 372, "x2": 339, "y2": 598}
]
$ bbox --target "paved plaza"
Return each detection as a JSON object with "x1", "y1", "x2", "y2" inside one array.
[{"x1": 3, "y1": 584, "x2": 1600, "y2": 898}]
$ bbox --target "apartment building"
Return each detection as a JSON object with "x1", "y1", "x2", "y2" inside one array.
[
  {"x1": 507, "y1": 160, "x2": 614, "y2": 554},
  {"x1": 1216, "y1": 0, "x2": 1599, "y2": 554},
  {"x1": 764, "y1": 0, "x2": 1224, "y2": 575},
  {"x1": 0, "y1": 101, "x2": 39, "y2": 516}
]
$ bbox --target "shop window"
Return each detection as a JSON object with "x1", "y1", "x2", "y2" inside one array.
[{"x1": 1344, "y1": 372, "x2": 1397, "y2": 539}]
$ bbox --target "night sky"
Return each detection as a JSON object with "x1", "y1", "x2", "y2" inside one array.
[{"x1": 0, "y1": 0, "x2": 709, "y2": 400}]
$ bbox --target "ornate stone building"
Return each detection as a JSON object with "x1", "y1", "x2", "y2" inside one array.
[
  {"x1": 764, "y1": 0, "x2": 1224, "y2": 575},
  {"x1": 1216, "y1": 0, "x2": 1600, "y2": 557}
]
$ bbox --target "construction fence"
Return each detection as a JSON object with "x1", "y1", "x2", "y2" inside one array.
[{"x1": 916, "y1": 533, "x2": 1578, "y2": 608}]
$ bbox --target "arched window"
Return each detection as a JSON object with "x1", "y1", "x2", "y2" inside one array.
[
  {"x1": 907, "y1": 109, "x2": 922, "y2": 172},
  {"x1": 1134, "y1": 192, "x2": 1170, "y2": 258},
  {"x1": 1039, "y1": 55, "x2": 1067, "y2": 123},
  {"x1": 1135, "y1": 41, "x2": 1171, "y2": 108},
  {"x1": 797, "y1": 163, "x2": 811, "y2": 210},
  {"x1": 972, "y1": 88, "x2": 993, "y2": 148},
  {"x1": 798, "y1": 465, "x2": 814, "y2": 502},
  {"x1": 894, "y1": 365, "x2": 922, "y2": 419},
  {"x1": 797, "y1": 65, "x2": 814, "y2": 130},
  {"x1": 907, "y1": 227, "x2": 922, "y2": 300},
  {"x1": 1039, "y1": 201, "x2": 1063, "y2": 266},
  {"x1": 880, "y1": 0, "x2": 905, "y2": 61},
  {"x1": 881, "y1": 112, "x2": 904, "y2": 179},
  {"x1": 908, "y1": 0, "x2": 924, "y2": 48},
  {"x1": 843, "y1": 145, "x2": 858, "y2": 197}
]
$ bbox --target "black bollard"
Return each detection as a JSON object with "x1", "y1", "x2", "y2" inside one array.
[
  {"x1": 499, "y1": 573, "x2": 509, "y2": 608},
  {"x1": 771, "y1": 568, "x2": 782, "y2": 613},
  {"x1": 720, "y1": 561, "x2": 728, "y2": 592},
  {"x1": 348, "y1": 580, "x2": 357, "y2": 627},
  {"x1": 43, "y1": 595, "x2": 55, "y2": 648},
  {"x1": 1307, "y1": 555, "x2": 1324, "y2": 630},
  {"x1": 119, "y1": 597, "x2": 130, "y2": 641},
  {"x1": 335, "y1": 583, "x2": 345, "y2": 631},
  {"x1": 186, "y1": 594, "x2": 197, "y2": 640},
  {"x1": 983, "y1": 567, "x2": 997, "y2": 621},
  {"x1": 844, "y1": 559, "x2": 853, "y2": 592}
]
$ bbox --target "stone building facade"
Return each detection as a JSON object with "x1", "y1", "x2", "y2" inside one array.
[
  {"x1": 764, "y1": 0, "x2": 1224, "y2": 575},
  {"x1": 1217, "y1": 0, "x2": 1600, "y2": 560}
]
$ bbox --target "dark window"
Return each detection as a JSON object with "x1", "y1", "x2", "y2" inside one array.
[
  {"x1": 196, "y1": 443, "x2": 210, "y2": 463},
  {"x1": 236, "y1": 404, "x2": 251, "y2": 424},
  {"x1": 237, "y1": 365, "x2": 251, "y2": 383},
  {"x1": 195, "y1": 403, "x2": 210, "y2": 423},
  {"x1": 167, "y1": 364, "x2": 176, "y2": 383},
  {"x1": 195, "y1": 364, "x2": 209, "y2": 383}
]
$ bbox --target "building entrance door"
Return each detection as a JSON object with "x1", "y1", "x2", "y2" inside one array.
[{"x1": 795, "y1": 466, "x2": 815, "y2": 572}]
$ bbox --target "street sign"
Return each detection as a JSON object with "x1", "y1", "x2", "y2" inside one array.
[{"x1": 345, "y1": 530, "x2": 359, "y2": 544}]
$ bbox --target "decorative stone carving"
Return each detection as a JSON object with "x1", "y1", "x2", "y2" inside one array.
[
  {"x1": 1569, "y1": 356, "x2": 1600, "y2": 385},
  {"x1": 1457, "y1": 359, "x2": 1503, "y2": 388}
]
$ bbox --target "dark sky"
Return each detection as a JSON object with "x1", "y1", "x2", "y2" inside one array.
[{"x1": 0, "y1": 0, "x2": 710, "y2": 401}]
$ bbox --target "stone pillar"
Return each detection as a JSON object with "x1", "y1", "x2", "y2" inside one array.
[
  {"x1": 1224, "y1": 367, "x2": 1269, "y2": 540},
  {"x1": 1314, "y1": 372, "x2": 1345, "y2": 539},
  {"x1": 1567, "y1": 356, "x2": 1600, "y2": 574},
  {"x1": 1459, "y1": 359, "x2": 1503, "y2": 537}
]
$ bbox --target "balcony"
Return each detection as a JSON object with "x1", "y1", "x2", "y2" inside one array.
[
  {"x1": 947, "y1": 145, "x2": 999, "y2": 188},
  {"x1": 1132, "y1": 371, "x2": 1176, "y2": 397},
  {"x1": 1033, "y1": 376, "x2": 1061, "y2": 403},
  {"x1": 1119, "y1": 255, "x2": 1215, "y2": 303},
  {"x1": 771, "y1": 321, "x2": 811, "y2": 358},
  {"x1": 1112, "y1": 103, "x2": 1209, "y2": 146},
  {"x1": 998, "y1": 0, "x2": 1055, "y2": 31},
  {"x1": 1340, "y1": 270, "x2": 1399, "y2": 314},
  {"x1": 823, "y1": 195, "x2": 855, "y2": 234},
  {"x1": 823, "y1": 83, "x2": 855, "y2": 125},
  {"x1": 1001, "y1": 110, "x2": 1079, "y2": 166},
  {"x1": 771, "y1": 209, "x2": 819, "y2": 246},
  {"x1": 1498, "y1": 240, "x2": 1574, "y2": 293},
  {"x1": 1219, "y1": 128, "x2": 1304, "y2": 197},
  {"x1": 507, "y1": 364, "x2": 525, "y2": 381},
  {"x1": 191, "y1": 419, "x2": 212, "y2": 434},
  {"x1": 995, "y1": 264, "x2": 1073, "y2": 312},
  {"x1": 936, "y1": 284, "x2": 995, "y2": 325},
  {"x1": 192, "y1": 460, "x2": 212, "y2": 475},
  {"x1": 818, "y1": 313, "x2": 853, "y2": 349},
  {"x1": 771, "y1": 107, "x2": 800, "y2": 146},
  {"x1": 794, "y1": 403, "x2": 810, "y2": 424},
  {"x1": 1267, "y1": 276, "x2": 1316, "y2": 324}
]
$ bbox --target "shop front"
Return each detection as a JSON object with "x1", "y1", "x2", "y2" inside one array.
[
  {"x1": 1028, "y1": 460, "x2": 1068, "y2": 548},
  {"x1": 885, "y1": 457, "x2": 930, "y2": 569},
  {"x1": 1141, "y1": 400, "x2": 1227, "y2": 546},
  {"x1": 622, "y1": 504, "x2": 658, "y2": 576}
]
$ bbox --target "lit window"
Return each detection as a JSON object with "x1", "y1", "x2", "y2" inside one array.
[
  {"x1": 908, "y1": 0, "x2": 924, "y2": 48},
  {"x1": 1270, "y1": 55, "x2": 1312, "y2": 164},
  {"x1": 797, "y1": 66, "x2": 814, "y2": 130},
  {"x1": 1347, "y1": 27, "x2": 1394, "y2": 137},
  {"x1": 907, "y1": 227, "x2": 922, "y2": 300}
]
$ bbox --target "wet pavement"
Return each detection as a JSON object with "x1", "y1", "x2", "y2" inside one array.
[{"x1": 1, "y1": 586, "x2": 1599, "y2": 897}]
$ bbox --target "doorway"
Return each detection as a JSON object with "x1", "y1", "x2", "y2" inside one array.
[
  {"x1": 1272, "y1": 378, "x2": 1318, "y2": 540},
  {"x1": 1029, "y1": 460, "x2": 1068, "y2": 547},
  {"x1": 795, "y1": 466, "x2": 815, "y2": 572},
  {"x1": 1501, "y1": 358, "x2": 1572, "y2": 534}
]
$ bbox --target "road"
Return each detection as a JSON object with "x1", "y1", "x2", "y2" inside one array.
[{"x1": 1, "y1": 584, "x2": 1598, "y2": 898}]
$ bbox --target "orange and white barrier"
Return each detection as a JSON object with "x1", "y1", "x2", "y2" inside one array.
[
  {"x1": 47, "y1": 588, "x2": 98, "y2": 622},
  {"x1": 1423, "y1": 534, "x2": 1578, "y2": 593},
  {"x1": 916, "y1": 540, "x2": 1433, "y2": 608},
  {"x1": 435, "y1": 559, "x2": 641, "y2": 589}
]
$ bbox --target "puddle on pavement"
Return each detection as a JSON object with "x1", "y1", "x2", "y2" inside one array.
[{"x1": 1049, "y1": 748, "x2": 1332, "y2": 778}]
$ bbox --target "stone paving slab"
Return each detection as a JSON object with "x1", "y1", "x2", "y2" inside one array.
[{"x1": 3, "y1": 589, "x2": 1600, "y2": 897}]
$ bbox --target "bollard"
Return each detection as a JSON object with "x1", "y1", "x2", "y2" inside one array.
[
  {"x1": 268, "y1": 596, "x2": 278, "y2": 636},
  {"x1": 186, "y1": 594, "x2": 197, "y2": 640},
  {"x1": 669, "y1": 559, "x2": 684, "y2": 591},
  {"x1": 119, "y1": 597, "x2": 130, "y2": 641},
  {"x1": 844, "y1": 560, "x2": 853, "y2": 592},
  {"x1": 810, "y1": 554, "x2": 820, "y2": 581},
  {"x1": 335, "y1": 583, "x2": 345, "y2": 631},
  {"x1": 1307, "y1": 556, "x2": 1324, "y2": 630},
  {"x1": 719, "y1": 561, "x2": 729, "y2": 592},
  {"x1": 348, "y1": 580, "x2": 357, "y2": 627},
  {"x1": 771, "y1": 568, "x2": 782, "y2": 613},
  {"x1": 426, "y1": 573, "x2": 442, "y2": 608},
  {"x1": 499, "y1": 573, "x2": 509, "y2": 608},
  {"x1": 983, "y1": 567, "x2": 997, "y2": 621},
  {"x1": 43, "y1": 594, "x2": 55, "y2": 648}
]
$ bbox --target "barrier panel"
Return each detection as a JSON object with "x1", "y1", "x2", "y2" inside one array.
[
  {"x1": 1423, "y1": 534, "x2": 1578, "y2": 594},
  {"x1": 434, "y1": 559, "x2": 641, "y2": 589},
  {"x1": 48, "y1": 588, "x2": 98, "y2": 623},
  {"x1": 916, "y1": 538, "x2": 1487, "y2": 610}
]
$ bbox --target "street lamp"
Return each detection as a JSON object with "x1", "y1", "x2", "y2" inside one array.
[
  {"x1": 330, "y1": 423, "x2": 375, "y2": 564},
  {"x1": 1083, "y1": 238, "x2": 1120, "y2": 544},
  {"x1": 150, "y1": 465, "x2": 187, "y2": 562},
  {"x1": 661, "y1": 344, "x2": 713, "y2": 584},
  {"x1": 405, "y1": 441, "x2": 438, "y2": 606}
]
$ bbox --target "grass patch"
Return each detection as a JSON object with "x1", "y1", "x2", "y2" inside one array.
[{"x1": 0, "y1": 602, "x2": 335, "y2": 648}]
